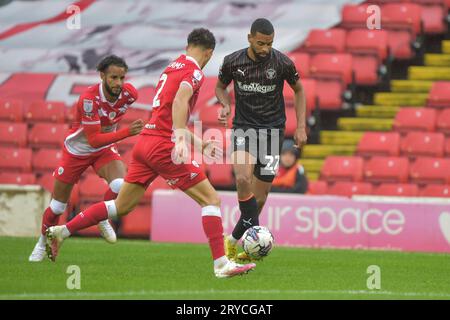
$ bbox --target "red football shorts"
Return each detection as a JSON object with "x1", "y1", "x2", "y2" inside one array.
[
  {"x1": 53, "y1": 144, "x2": 122, "y2": 184},
  {"x1": 125, "y1": 134, "x2": 206, "y2": 191}
]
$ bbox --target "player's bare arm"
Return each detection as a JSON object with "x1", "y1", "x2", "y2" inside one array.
[
  {"x1": 215, "y1": 79, "x2": 232, "y2": 127},
  {"x1": 289, "y1": 79, "x2": 307, "y2": 149}
]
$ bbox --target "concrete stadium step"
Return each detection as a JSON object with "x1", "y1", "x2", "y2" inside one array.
[
  {"x1": 408, "y1": 66, "x2": 450, "y2": 81},
  {"x1": 356, "y1": 105, "x2": 400, "y2": 118},
  {"x1": 299, "y1": 159, "x2": 324, "y2": 173},
  {"x1": 301, "y1": 144, "x2": 356, "y2": 159},
  {"x1": 442, "y1": 40, "x2": 450, "y2": 54},
  {"x1": 306, "y1": 171, "x2": 320, "y2": 181},
  {"x1": 320, "y1": 130, "x2": 364, "y2": 145},
  {"x1": 425, "y1": 54, "x2": 450, "y2": 67},
  {"x1": 337, "y1": 117, "x2": 394, "y2": 131},
  {"x1": 390, "y1": 80, "x2": 434, "y2": 93},
  {"x1": 374, "y1": 92, "x2": 428, "y2": 106}
]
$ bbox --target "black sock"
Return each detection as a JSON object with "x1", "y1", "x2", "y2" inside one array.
[{"x1": 231, "y1": 195, "x2": 259, "y2": 240}]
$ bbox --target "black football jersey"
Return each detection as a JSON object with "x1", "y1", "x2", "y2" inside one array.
[{"x1": 218, "y1": 48, "x2": 299, "y2": 129}]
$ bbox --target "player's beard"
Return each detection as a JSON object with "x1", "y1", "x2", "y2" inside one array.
[
  {"x1": 104, "y1": 81, "x2": 122, "y2": 98},
  {"x1": 251, "y1": 46, "x2": 270, "y2": 62}
]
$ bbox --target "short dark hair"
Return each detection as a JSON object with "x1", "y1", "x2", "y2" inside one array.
[
  {"x1": 187, "y1": 28, "x2": 216, "y2": 50},
  {"x1": 96, "y1": 55, "x2": 128, "y2": 73},
  {"x1": 250, "y1": 18, "x2": 274, "y2": 35}
]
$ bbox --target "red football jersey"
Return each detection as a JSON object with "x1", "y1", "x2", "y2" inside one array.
[
  {"x1": 142, "y1": 55, "x2": 204, "y2": 138},
  {"x1": 65, "y1": 82, "x2": 138, "y2": 156}
]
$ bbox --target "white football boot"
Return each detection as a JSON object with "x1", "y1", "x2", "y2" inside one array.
[
  {"x1": 28, "y1": 236, "x2": 47, "y2": 262},
  {"x1": 45, "y1": 225, "x2": 65, "y2": 262},
  {"x1": 98, "y1": 220, "x2": 117, "y2": 244},
  {"x1": 214, "y1": 260, "x2": 256, "y2": 278}
]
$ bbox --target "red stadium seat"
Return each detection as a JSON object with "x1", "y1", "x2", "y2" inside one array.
[
  {"x1": 283, "y1": 78, "x2": 317, "y2": 110},
  {"x1": 0, "y1": 172, "x2": 36, "y2": 185},
  {"x1": 393, "y1": 108, "x2": 437, "y2": 133},
  {"x1": 302, "y1": 28, "x2": 347, "y2": 53},
  {"x1": 193, "y1": 77, "x2": 218, "y2": 115},
  {"x1": 0, "y1": 99, "x2": 24, "y2": 122},
  {"x1": 79, "y1": 174, "x2": 109, "y2": 201},
  {"x1": 346, "y1": 29, "x2": 389, "y2": 61},
  {"x1": 364, "y1": 156, "x2": 409, "y2": 183},
  {"x1": 421, "y1": 5, "x2": 447, "y2": 34},
  {"x1": 346, "y1": 29, "x2": 389, "y2": 85},
  {"x1": 285, "y1": 107, "x2": 298, "y2": 138},
  {"x1": 121, "y1": 205, "x2": 151, "y2": 238},
  {"x1": 120, "y1": 107, "x2": 151, "y2": 124},
  {"x1": 410, "y1": 157, "x2": 450, "y2": 184},
  {"x1": 315, "y1": 80, "x2": 343, "y2": 110},
  {"x1": 320, "y1": 156, "x2": 364, "y2": 182},
  {"x1": 445, "y1": 137, "x2": 450, "y2": 155},
  {"x1": 373, "y1": 183, "x2": 419, "y2": 197},
  {"x1": 310, "y1": 53, "x2": 353, "y2": 85},
  {"x1": 28, "y1": 123, "x2": 68, "y2": 148},
  {"x1": 420, "y1": 184, "x2": 450, "y2": 197},
  {"x1": 32, "y1": 148, "x2": 63, "y2": 172},
  {"x1": 400, "y1": 131, "x2": 445, "y2": 158},
  {"x1": 357, "y1": 132, "x2": 400, "y2": 157},
  {"x1": 0, "y1": 122, "x2": 27, "y2": 147},
  {"x1": 427, "y1": 81, "x2": 450, "y2": 109},
  {"x1": 436, "y1": 109, "x2": 450, "y2": 134},
  {"x1": 286, "y1": 52, "x2": 310, "y2": 78},
  {"x1": 341, "y1": 4, "x2": 372, "y2": 29},
  {"x1": 0, "y1": 147, "x2": 32, "y2": 172},
  {"x1": 207, "y1": 163, "x2": 234, "y2": 188},
  {"x1": 327, "y1": 181, "x2": 372, "y2": 197},
  {"x1": 382, "y1": 3, "x2": 423, "y2": 35},
  {"x1": 351, "y1": 55, "x2": 380, "y2": 86},
  {"x1": 307, "y1": 180, "x2": 328, "y2": 195},
  {"x1": 382, "y1": 3, "x2": 423, "y2": 59},
  {"x1": 37, "y1": 173, "x2": 55, "y2": 193},
  {"x1": 25, "y1": 101, "x2": 66, "y2": 123}
]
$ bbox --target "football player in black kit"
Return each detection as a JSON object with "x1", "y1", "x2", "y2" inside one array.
[{"x1": 215, "y1": 18, "x2": 308, "y2": 261}]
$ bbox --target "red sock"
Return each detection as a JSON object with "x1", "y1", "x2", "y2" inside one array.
[
  {"x1": 103, "y1": 188, "x2": 118, "y2": 201},
  {"x1": 41, "y1": 207, "x2": 60, "y2": 235},
  {"x1": 66, "y1": 202, "x2": 108, "y2": 234},
  {"x1": 202, "y1": 216, "x2": 225, "y2": 260}
]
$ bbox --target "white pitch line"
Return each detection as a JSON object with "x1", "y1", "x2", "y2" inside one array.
[{"x1": 1, "y1": 289, "x2": 450, "y2": 299}]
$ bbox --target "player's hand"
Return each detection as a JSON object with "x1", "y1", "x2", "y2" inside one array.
[
  {"x1": 128, "y1": 119, "x2": 144, "y2": 136},
  {"x1": 172, "y1": 138, "x2": 190, "y2": 164},
  {"x1": 218, "y1": 105, "x2": 231, "y2": 127},
  {"x1": 202, "y1": 139, "x2": 223, "y2": 161},
  {"x1": 293, "y1": 127, "x2": 307, "y2": 149}
]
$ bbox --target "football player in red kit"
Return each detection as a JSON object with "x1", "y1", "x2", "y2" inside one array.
[
  {"x1": 45, "y1": 28, "x2": 256, "y2": 278},
  {"x1": 29, "y1": 55, "x2": 144, "y2": 262}
]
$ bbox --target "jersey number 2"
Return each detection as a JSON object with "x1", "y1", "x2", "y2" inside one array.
[{"x1": 152, "y1": 73, "x2": 168, "y2": 108}]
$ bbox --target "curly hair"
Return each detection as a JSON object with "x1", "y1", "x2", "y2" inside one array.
[
  {"x1": 187, "y1": 28, "x2": 216, "y2": 50},
  {"x1": 96, "y1": 55, "x2": 128, "y2": 73}
]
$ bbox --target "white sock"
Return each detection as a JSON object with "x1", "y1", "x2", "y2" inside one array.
[
  {"x1": 214, "y1": 256, "x2": 229, "y2": 269},
  {"x1": 228, "y1": 234, "x2": 239, "y2": 245},
  {"x1": 61, "y1": 226, "x2": 71, "y2": 239}
]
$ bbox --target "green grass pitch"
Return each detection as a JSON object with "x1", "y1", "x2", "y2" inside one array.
[{"x1": 1, "y1": 236, "x2": 450, "y2": 300}]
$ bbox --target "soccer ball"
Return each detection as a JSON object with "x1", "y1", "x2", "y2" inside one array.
[{"x1": 242, "y1": 226, "x2": 274, "y2": 260}]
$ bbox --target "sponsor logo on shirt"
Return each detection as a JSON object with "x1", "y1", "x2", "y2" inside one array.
[
  {"x1": 193, "y1": 70, "x2": 203, "y2": 81},
  {"x1": 266, "y1": 68, "x2": 277, "y2": 79},
  {"x1": 83, "y1": 99, "x2": 93, "y2": 113},
  {"x1": 237, "y1": 81, "x2": 276, "y2": 94}
]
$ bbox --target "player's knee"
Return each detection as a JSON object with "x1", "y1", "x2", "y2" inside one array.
[{"x1": 235, "y1": 174, "x2": 252, "y2": 188}]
